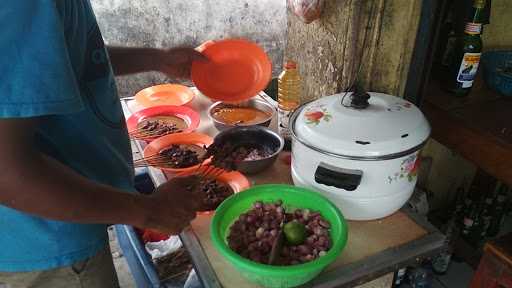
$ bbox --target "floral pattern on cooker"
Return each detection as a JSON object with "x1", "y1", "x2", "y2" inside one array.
[
  {"x1": 387, "y1": 153, "x2": 420, "y2": 183},
  {"x1": 387, "y1": 101, "x2": 413, "y2": 112},
  {"x1": 293, "y1": 93, "x2": 431, "y2": 158},
  {"x1": 304, "y1": 105, "x2": 332, "y2": 125}
]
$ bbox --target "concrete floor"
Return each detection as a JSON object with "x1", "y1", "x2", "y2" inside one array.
[
  {"x1": 108, "y1": 226, "x2": 136, "y2": 288},
  {"x1": 400, "y1": 261, "x2": 474, "y2": 288}
]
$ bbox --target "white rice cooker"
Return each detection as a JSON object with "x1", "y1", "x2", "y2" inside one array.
[{"x1": 289, "y1": 92, "x2": 430, "y2": 220}]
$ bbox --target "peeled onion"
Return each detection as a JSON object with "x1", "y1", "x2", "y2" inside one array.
[{"x1": 227, "y1": 200, "x2": 332, "y2": 266}]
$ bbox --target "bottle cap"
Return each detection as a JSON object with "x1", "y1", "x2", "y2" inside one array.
[
  {"x1": 473, "y1": 0, "x2": 486, "y2": 9},
  {"x1": 284, "y1": 61, "x2": 297, "y2": 69}
]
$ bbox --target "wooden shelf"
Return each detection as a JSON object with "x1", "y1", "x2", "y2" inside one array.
[{"x1": 423, "y1": 78, "x2": 512, "y2": 187}]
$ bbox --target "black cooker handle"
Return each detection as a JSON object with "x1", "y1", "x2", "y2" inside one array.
[{"x1": 314, "y1": 163, "x2": 363, "y2": 191}]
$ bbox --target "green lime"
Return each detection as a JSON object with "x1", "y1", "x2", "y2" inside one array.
[{"x1": 283, "y1": 221, "x2": 306, "y2": 245}]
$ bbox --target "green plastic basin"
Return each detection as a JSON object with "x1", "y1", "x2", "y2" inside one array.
[{"x1": 210, "y1": 184, "x2": 348, "y2": 288}]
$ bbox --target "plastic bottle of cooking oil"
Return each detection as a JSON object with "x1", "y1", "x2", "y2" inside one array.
[{"x1": 278, "y1": 61, "x2": 301, "y2": 151}]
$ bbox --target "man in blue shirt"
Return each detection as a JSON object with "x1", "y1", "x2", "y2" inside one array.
[{"x1": 0, "y1": 1, "x2": 206, "y2": 287}]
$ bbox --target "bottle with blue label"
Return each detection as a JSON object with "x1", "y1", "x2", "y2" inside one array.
[{"x1": 444, "y1": 0, "x2": 485, "y2": 97}]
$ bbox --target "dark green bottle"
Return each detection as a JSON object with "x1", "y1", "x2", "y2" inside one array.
[
  {"x1": 445, "y1": 0, "x2": 486, "y2": 97},
  {"x1": 487, "y1": 184, "x2": 509, "y2": 237}
]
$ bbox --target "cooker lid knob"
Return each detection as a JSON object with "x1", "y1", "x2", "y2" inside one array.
[{"x1": 349, "y1": 84, "x2": 370, "y2": 109}]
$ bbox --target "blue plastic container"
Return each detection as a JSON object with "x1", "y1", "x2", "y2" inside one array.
[
  {"x1": 481, "y1": 50, "x2": 512, "y2": 97},
  {"x1": 115, "y1": 225, "x2": 163, "y2": 288}
]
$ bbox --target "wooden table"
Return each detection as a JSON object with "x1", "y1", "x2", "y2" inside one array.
[{"x1": 121, "y1": 90, "x2": 445, "y2": 288}]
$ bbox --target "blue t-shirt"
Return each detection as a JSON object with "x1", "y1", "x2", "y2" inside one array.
[{"x1": 0, "y1": 1, "x2": 134, "y2": 272}]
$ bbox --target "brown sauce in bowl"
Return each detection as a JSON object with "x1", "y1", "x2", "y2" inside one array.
[{"x1": 212, "y1": 107, "x2": 270, "y2": 125}]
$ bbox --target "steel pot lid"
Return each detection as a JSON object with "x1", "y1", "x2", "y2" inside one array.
[{"x1": 291, "y1": 92, "x2": 430, "y2": 159}]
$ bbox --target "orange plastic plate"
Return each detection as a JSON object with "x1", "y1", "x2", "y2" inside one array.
[
  {"x1": 135, "y1": 84, "x2": 195, "y2": 108},
  {"x1": 191, "y1": 39, "x2": 272, "y2": 103},
  {"x1": 171, "y1": 166, "x2": 251, "y2": 215},
  {"x1": 143, "y1": 132, "x2": 213, "y2": 174}
]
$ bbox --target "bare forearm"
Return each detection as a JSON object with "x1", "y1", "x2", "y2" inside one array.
[
  {"x1": 107, "y1": 46, "x2": 164, "y2": 75},
  {"x1": 0, "y1": 153, "x2": 150, "y2": 227}
]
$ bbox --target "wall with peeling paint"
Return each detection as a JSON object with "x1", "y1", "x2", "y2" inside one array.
[
  {"x1": 286, "y1": 0, "x2": 421, "y2": 102},
  {"x1": 90, "y1": 0, "x2": 286, "y2": 97}
]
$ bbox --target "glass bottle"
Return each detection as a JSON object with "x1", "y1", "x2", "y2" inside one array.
[
  {"x1": 432, "y1": 218, "x2": 455, "y2": 275},
  {"x1": 392, "y1": 267, "x2": 408, "y2": 287},
  {"x1": 432, "y1": 183, "x2": 466, "y2": 275},
  {"x1": 461, "y1": 192, "x2": 483, "y2": 244},
  {"x1": 487, "y1": 183, "x2": 509, "y2": 237},
  {"x1": 480, "y1": 182, "x2": 501, "y2": 238},
  {"x1": 444, "y1": 0, "x2": 486, "y2": 97}
]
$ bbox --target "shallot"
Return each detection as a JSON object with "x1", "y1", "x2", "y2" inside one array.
[{"x1": 227, "y1": 200, "x2": 332, "y2": 266}]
